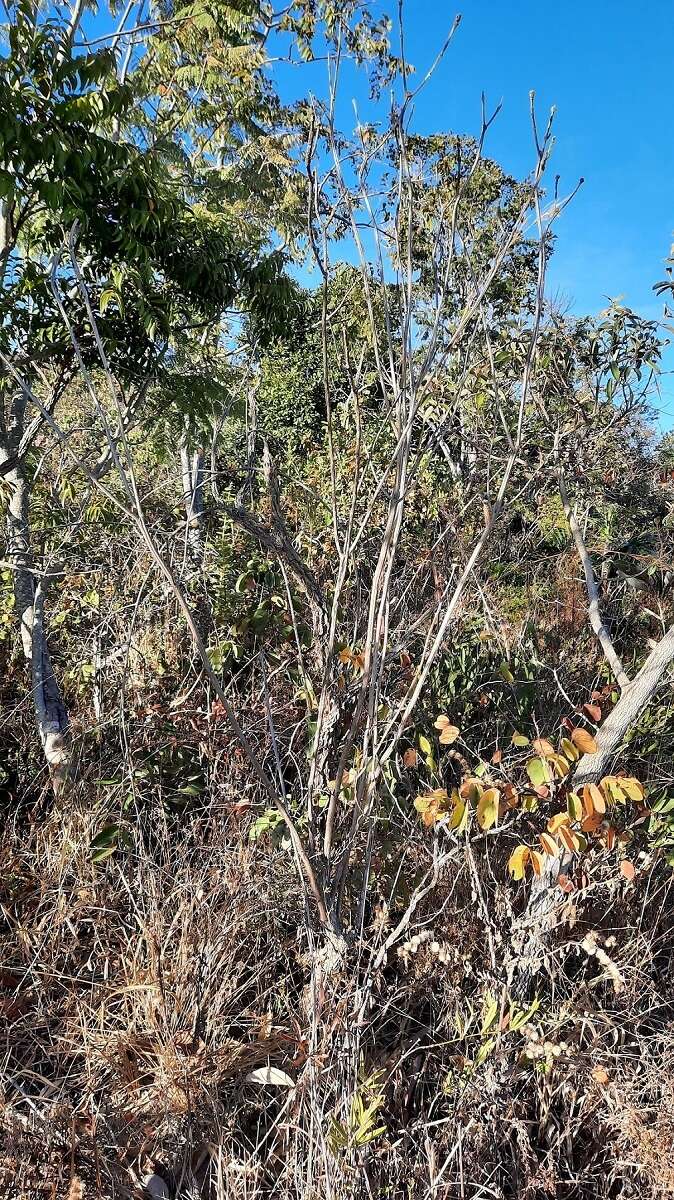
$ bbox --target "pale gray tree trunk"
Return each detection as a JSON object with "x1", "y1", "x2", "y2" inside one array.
[
  {"x1": 512, "y1": 622, "x2": 674, "y2": 997},
  {"x1": 179, "y1": 433, "x2": 205, "y2": 565},
  {"x1": 0, "y1": 389, "x2": 71, "y2": 793}
]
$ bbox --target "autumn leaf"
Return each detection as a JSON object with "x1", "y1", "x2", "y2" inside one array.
[
  {"x1": 614, "y1": 776, "x2": 644, "y2": 802},
  {"x1": 476, "y1": 788, "x2": 499, "y2": 830},
  {"x1": 402, "y1": 748, "x2": 418, "y2": 769},
  {"x1": 338, "y1": 647, "x2": 353, "y2": 665},
  {"x1": 530, "y1": 850, "x2": 546, "y2": 877},
  {"x1": 532, "y1": 737, "x2": 555, "y2": 757},
  {"x1": 591, "y1": 1065, "x2": 610, "y2": 1085},
  {"x1": 511, "y1": 732, "x2": 529, "y2": 748},
  {"x1": 539, "y1": 832, "x2": 558, "y2": 856},
  {"x1": 567, "y1": 791, "x2": 583, "y2": 822},
  {"x1": 583, "y1": 702, "x2": 602, "y2": 722},
  {"x1": 491, "y1": 748, "x2": 503, "y2": 765},
  {"x1": 620, "y1": 859, "x2": 636, "y2": 881},
  {"x1": 449, "y1": 797, "x2": 468, "y2": 832},
  {"x1": 547, "y1": 811, "x2": 570, "y2": 834},
  {"x1": 508, "y1": 845, "x2": 530, "y2": 881},
  {"x1": 526, "y1": 757, "x2": 550, "y2": 788},
  {"x1": 582, "y1": 783, "x2": 606, "y2": 816},
  {"x1": 560, "y1": 737, "x2": 580, "y2": 762},
  {"x1": 439, "y1": 724, "x2": 460, "y2": 745},
  {"x1": 571, "y1": 727, "x2": 599, "y2": 755},
  {"x1": 558, "y1": 825, "x2": 585, "y2": 854}
]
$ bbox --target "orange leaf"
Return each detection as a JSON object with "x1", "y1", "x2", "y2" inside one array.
[
  {"x1": 620, "y1": 859, "x2": 636, "y2": 881},
  {"x1": 403, "y1": 748, "x2": 418, "y2": 768},
  {"x1": 583, "y1": 702, "x2": 602, "y2": 722},
  {"x1": 539, "y1": 832, "x2": 558, "y2": 856},
  {"x1": 558, "y1": 825, "x2": 581, "y2": 854},
  {"x1": 491, "y1": 749, "x2": 502, "y2": 765},
  {"x1": 439, "y1": 724, "x2": 460, "y2": 745},
  {"x1": 557, "y1": 873, "x2": 575, "y2": 894},
  {"x1": 537, "y1": 830, "x2": 558, "y2": 859},
  {"x1": 532, "y1": 737, "x2": 555, "y2": 757},
  {"x1": 571, "y1": 727, "x2": 599, "y2": 755},
  {"x1": 434, "y1": 714, "x2": 451, "y2": 730},
  {"x1": 530, "y1": 850, "x2": 546, "y2": 877}
]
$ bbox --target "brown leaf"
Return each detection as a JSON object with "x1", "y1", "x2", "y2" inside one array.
[
  {"x1": 532, "y1": 737, "x2": 555, "y2": 757},
  {"x1": 591, "y1": 1066, "x2": 610, "y2": 1085},
  {"x1": 583, "y1": 702, "x2": 602, "y2": 721},
  {"x1": 403, "y1": 748, "x2": 418, "y2": 768},
  {"x1": 571, "y1": 727, "x2": 599, "y2": 755}
]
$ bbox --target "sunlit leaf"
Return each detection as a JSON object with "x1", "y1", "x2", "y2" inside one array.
[
  {"x1": 532, "y1": 738, "x2": 555, "y2": 757},
  {"x1": 476, "y1": 788, "x2": 499, "y2": 831},
  {"x1": 539, "y1": 832, "x2": 558, "y2": 856},
  {"x1": 571, "y1": 727, "x2": 599, "y2": 755},
  {"x1": 526, "y1": 757, "x2": 550, "y2": 788},
  {"x1": 508, "y1": 844, "x2": 530, "y2": 881}
]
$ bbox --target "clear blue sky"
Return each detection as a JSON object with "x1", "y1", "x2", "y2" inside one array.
[{"x1": 277, "y1": 0, "x2": 674, "y2": 429}]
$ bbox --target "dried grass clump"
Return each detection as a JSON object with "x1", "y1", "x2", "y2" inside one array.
[{"x1": 2, "y1": 795, "x2": 674, "y2": 1199}]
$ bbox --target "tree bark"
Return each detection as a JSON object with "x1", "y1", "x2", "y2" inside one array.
[
  {"x1": 573, "y1": 623, "x2": 674, "y2": 786},
  {"x1": 512, "y1": 622, "x2": 674, "y2": 997},
  {"x1": 179, "y1": 435, "x2": 205, "y2": 565},
  {"x1": 1, "y1": 397, "x2": 71, "y2": 795}
]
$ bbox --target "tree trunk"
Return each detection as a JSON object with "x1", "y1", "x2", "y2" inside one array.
[
  {"x1": 512, "y1": 623, "x2": 674, "y2": 996},
  {"x1": 179, "y1": 435, "x2": 205, "y2": 565},
  {"x1": 573, "y1": 623, "x2": 674, "y2": 786},
  {"x1": 0, "y1": 435, "x2": 71, "y2": 795}
]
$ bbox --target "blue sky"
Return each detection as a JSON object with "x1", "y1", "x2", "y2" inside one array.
[
  {"x1": 77, "y1": 0, "x2": 673, "y2": 428},
  {"x1": 276, "y1": 0, "x2": 674, "y2": 429}
]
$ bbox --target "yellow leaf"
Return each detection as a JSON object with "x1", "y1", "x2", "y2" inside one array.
[
  {"x1": 614, "y1": 776, "x2": 644, "y2": 802},
  {"x1": 549, "y1": 752, "x2": 571, "y2": 779},
  {"x1": 418, "y1": 734, "x2": 432, "y2": 755},
  {"x1": 548, "y1": 811, "x2": 570, "y2": 834},
  {"x1": 571, "y1": 727, "x2": 599, "y2": 755},
  {"x1": 476, "y1": 788, "x2": 499, "y2": 830},
  {"x1": 560, "y1": 737, "x2": 580, "y2": 762},
  {"x1": 508, "y1": 845, "x2": 530, "y2": 881},
  {"x1": 567, "y1": 792, "x2": 583, "y2": 822},
  {"x1": 449, "y1": 798, "x2": 468, "y2": 832},
  {"x1": 511, "y1": 733, "x2": 529, "y2": 748}
]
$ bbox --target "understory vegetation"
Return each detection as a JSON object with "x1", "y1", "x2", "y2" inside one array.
[{"x1": 1, "y1": 2, "x2": 674, "y2": 1197}]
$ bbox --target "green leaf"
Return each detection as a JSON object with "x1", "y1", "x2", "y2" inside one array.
[
  {"x1": 526, "y1": 757, "x2": 549, "y2": 788},
  {"x1": 418, "y1": 733, "x2": 432, "y2": 755}
]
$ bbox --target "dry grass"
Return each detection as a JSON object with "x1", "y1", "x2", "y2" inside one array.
[{"x1": 2, "y1": 775, "x2": 674, "y2": 1200}]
